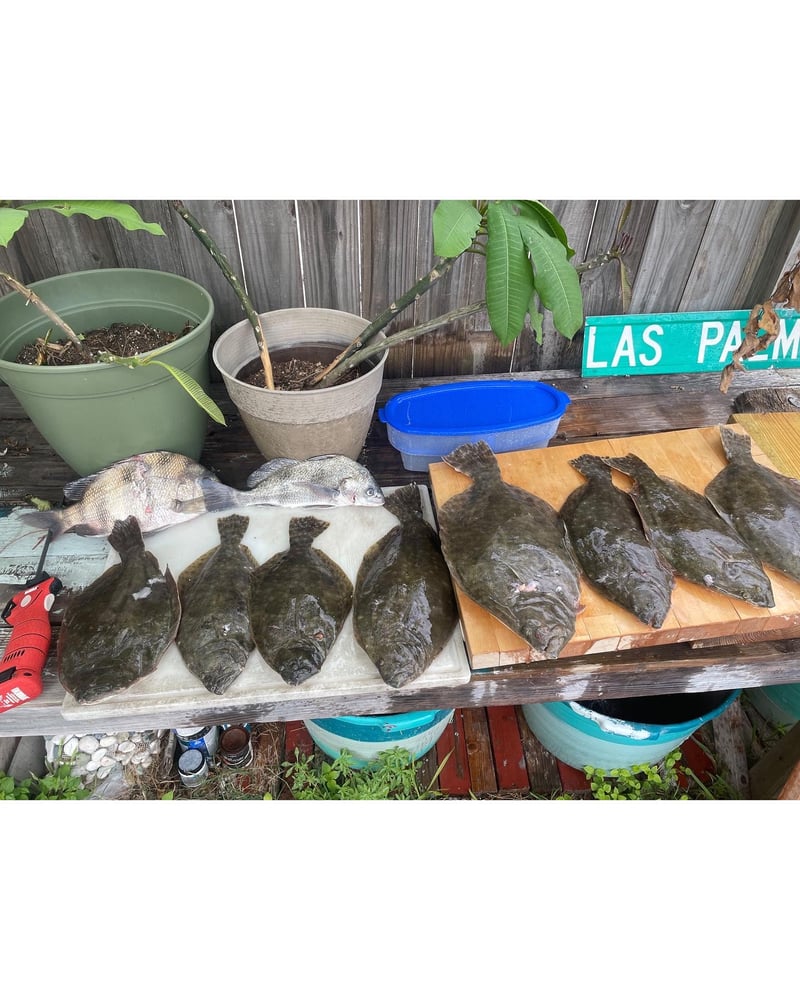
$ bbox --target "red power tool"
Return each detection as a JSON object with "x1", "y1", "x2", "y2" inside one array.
[{"x1": 1, "y1": 530, "x2": 63, "y2": 714}]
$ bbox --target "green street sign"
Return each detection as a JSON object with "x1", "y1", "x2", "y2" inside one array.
[{"x1": 582, "y1": 309, "x2": 800, "y2": 377}]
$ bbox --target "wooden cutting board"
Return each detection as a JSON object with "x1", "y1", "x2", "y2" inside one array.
[{"x1": 428, "y1": 423, "x2": 800, "y2": 670}]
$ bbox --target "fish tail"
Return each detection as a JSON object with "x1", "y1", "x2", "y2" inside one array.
[
  {"x1": 17, "y1": 508, "x2": 67, "y2": 539},
  {"x1": 289, "y1": 515, "x2": 329, "y2": 549},
  {"x1": 175, "y1": 479, "x2": 240, "y2": 515},
  {"x1": 384, "y1": 483, "x2": 422, "y2": 522},
  {"x1": 570, "y1": 454, "x2": 612, "y2": 480},
  {"x1": 108, "y1": 515, "x2": 145, "y2": 556},
  {"x1": 443, "y1": 441, "x2": 501, "y2": 482},
  {"x1": 719, "y1": 425, "x2": 753, "y2": 463},
  {"x1": 601, "y1": 454, "x2": 649, "y2": 479},
  {"x1": 217, "y1": 513, "x2": 249, "y2": 546}
]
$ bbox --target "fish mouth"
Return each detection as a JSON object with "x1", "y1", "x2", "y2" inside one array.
[
  {"x1": 375, "y1": 654, "x2": 425, "y2": 689},
  {"x1": 273, "y1": 644, "x2": 325, "y2": 685}
]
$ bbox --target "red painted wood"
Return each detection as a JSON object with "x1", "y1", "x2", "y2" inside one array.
[
  {"x1": 284, "y1": 719, "x2": 315, "y2": 760},
  {"x1": 486, "y1": 704, "x2": 530, "y2": 790},
  {"x1": 435, "y1": 708, "x2": 472, "y2": 797},
  {"x1": 676, "y1": 735, "x2": 716, "y2": 789},
  {"x1": 557, "y1": 759, "x2": 592, "y2": 794}
]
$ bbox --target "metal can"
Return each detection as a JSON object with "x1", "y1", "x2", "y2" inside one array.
[
  {"x1": 174, "y1": 725, "x2": 219, "y2": 759},
  {"x1": 177, "y1": 748, "x2": 209, "y2": 788},
  {"x1": 218, "y1": 724, "x2": 254, "y2": 768}
]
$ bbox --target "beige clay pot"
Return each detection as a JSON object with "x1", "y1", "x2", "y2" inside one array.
[{"x1": 213, "y1": 308, "x2": 387, "y2": 461}]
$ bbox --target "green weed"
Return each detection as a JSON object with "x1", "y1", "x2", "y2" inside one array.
[{"x1": 283, "y1": 746, "x2": 449, "y2": 800}]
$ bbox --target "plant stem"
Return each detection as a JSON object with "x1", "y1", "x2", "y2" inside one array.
[
  {"x1": 171, "y1": 200, "x2": 274, "y2": 390},
  {"x1": 334, "y1": 300, "x2": 488, "y2": 374},
  {"x1": 0, "y1": 270, "x2": 92, "y2": 360},
  {"x1": 310, "y1": 256, "x2": 459, "y2": 388}
]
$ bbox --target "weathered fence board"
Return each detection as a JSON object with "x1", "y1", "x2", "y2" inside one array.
[{"x1": 2, "y1": 199, "x2": 799, "y2": 378}]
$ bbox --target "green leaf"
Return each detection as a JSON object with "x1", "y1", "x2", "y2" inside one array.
[
  {"x1": 515, "y1": 200, "x2": 576, "y2": 258},
  {"x1": 144, "y1": 360, "x2": 227, "y2": 425},
  {"x1": 485, "y1": 202, "x2": 534, "y2": 346},
  {"x1": 432, "y1": 200, "x2": 482, "y2": 257},
  {"x1": 15, "y1": 200, "x2": 165, "y2": 236},
  {"x1": 519, "y1": 222, "x2": 583, "y2": 340},
  {"x1": 0, "y1": 206, "x2": 30, "y2": 247}
]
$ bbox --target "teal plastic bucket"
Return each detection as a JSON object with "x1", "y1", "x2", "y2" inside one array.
[
  {"x1": 522, "y1": 690, "x2": 740, "y2": 771},
  {"x1": 746, "y1": 684, "x2": 800, "y2": 727},
  {"x1": 305, "y1": 709, "x2": 454, "y2": 769}
]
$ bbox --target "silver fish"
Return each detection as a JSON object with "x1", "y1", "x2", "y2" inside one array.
[
  {"x1": 437, "y1": 441, "x2": 582, "y2": 659},
  {"x1": 19, "y1": 451, "x2": 223, "y2": 538},
  {"x1": 175, "y1": 514, "x2": 257, "y2": 695},
  {"x1": 353, "y1": 484, "x2": 459, "y2": 688},
  {"x1": 249, "y1": 516, "x2": 353, "y2": 685},
  {"x1": 57, "y1": 516, "x2": 181, "y2": 704},
  {"x1": 179, "y1": 454, "x2": 385, "y2": 513},
  {"x1": 603, "y1": 453, "x2": 775, "y2": 608},
  {"x1": 705, "y1": 425, "x2": 800, "y2": 582},
  {"x1": 560, "y1": 454, "x2": 675, "y2": 627}
]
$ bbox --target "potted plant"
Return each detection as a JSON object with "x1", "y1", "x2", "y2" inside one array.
[
  {"x1": 0, "y1": 201, "x2": 222, "y2": 476},
  {"x1": 173, "y1": 199, "x2": 606, "y2": 462}
]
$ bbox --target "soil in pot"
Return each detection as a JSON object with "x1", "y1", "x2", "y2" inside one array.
[
  {"x1": 237, "y1": 344, "x2": 364, "y2": 392},
  {"x1": 13, "y1": 321, "x2": 194, "y2": 367}
]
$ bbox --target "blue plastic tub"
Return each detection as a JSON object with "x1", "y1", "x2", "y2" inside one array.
[
  {"x1": 522, "y1": 690, "x2": 741, "y2": 771},
  {"x1": 379, "y1": 379, "x2": 570, "y2": 471},
  {"x1": 304, "y1": 709, "x2": 454, "y2": 769}
]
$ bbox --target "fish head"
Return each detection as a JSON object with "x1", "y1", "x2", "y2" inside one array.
[
  {"x1": 335, "y1": 473, "x2": 384, "y2": 506},
  {"x1": 706, "y1": 560, "x2": 775, "y2": 608}
]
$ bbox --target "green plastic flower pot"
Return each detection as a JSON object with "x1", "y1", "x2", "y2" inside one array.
[{"x1": 0, "y1": 268, "x2": 214, "y2": 475}]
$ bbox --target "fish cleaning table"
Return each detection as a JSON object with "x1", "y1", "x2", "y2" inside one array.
[{"x1": 4, "y1": 369, "x2": 800, "y2": 737}]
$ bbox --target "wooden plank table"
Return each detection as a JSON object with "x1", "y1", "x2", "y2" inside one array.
[{"x1": 4, "y1": 366, "x2": 800, "y2": 737}]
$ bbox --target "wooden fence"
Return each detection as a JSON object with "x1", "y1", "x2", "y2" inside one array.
[{"x1": 2, "y1": 199, "x2": 799, "y2": 380}]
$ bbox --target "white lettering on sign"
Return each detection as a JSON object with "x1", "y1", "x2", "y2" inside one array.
[
  {"x1": 698, "y1": 321, "x2": 726, "y2": 364},
  {"x1": 611, "y1": 326, "x2": 637, "y2": 367},
  {"x1": 719, "y1": 320, "x2": 745, "y2": 363},
  {"x1": 773, "y1": 318, "x2": 800, "y2": 361},
  {"x1": 640, "y1": 324, "x2": 663, "y2": 366},
  {"x1": 586, "y1": 324, "x2": 665, "y2": 370},
  {"x1": 584, "y1": 326, "x2": 607, "y2": 368}
]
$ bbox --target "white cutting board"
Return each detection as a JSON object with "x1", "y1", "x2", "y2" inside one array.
[{"x1": 61, "y1": 487, "x2": 469, "y2": 721}]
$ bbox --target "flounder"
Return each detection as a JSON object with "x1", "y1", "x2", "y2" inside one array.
[
  {"x1": 602, "y1": 453, "x2": 775, "y2": 608},
  {"x1": 249, "y1": 516, "x2": 353, "y2": 685},
  {"x1": 57, "y1": 516, "x2": 181, "y2": 704},
  {"x1": 353, "y1": 484, "x2": 459, "y2": 688},
  {"x1": 560, "y1": 454, "x2": 675, "y2": 627},
  {"x1": 437, "y1": 441, "x2": 582, "y2": 659},
  {"x1": 705, "y1": 425, "x2": 800, "y2": 583},
  {"x1": 175, "y1": 514, "x2": 257, "y2": 695}
]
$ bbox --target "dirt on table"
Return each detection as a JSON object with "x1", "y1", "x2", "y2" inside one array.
[{"x1": 13, "y1": 322, "x2": 191, "y2": 367}]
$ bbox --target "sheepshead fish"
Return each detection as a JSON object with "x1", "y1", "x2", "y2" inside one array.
[
  {"x1": 353, "y1": 484, "x2": 458, "y2": 688},
  {"x1": 249, "y1": 516, "x2": 353, "y2": 685},
  {"x1": 560, "y1": 454, "x2": 675, "y2": 627},
  {"x1": 705, "y1": 425, "x2": 800, "y2": 583},
  {"x1": 177, "y1": 454, "x2": 385, "y2": 514},
  {"x1": 19, "y1": 451, "x2": 223, "y2": 538},
  {"x1": 437, "y1": 441, "x2": 582, "y2": 659},
  {"x1": 602, "y1": 453, "x2": 775, "y2": 608},
  {"x1": 57, "y1": 516, "x2": 180, "y2": 704},
  {"x1": 175, "y1": 514, "x2": 257, "y2": 695}
]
